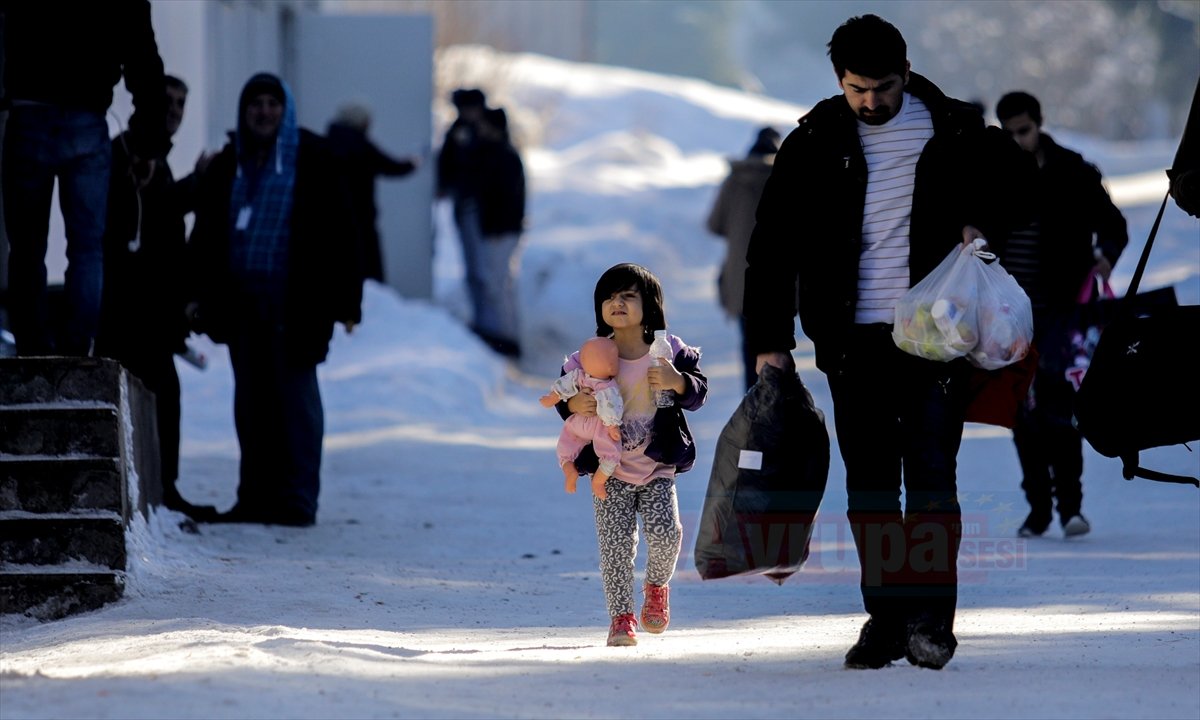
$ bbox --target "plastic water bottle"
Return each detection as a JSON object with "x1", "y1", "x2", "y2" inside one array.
[{"x1": 649, "y1": 329, "x2": 675, "y2": 408}]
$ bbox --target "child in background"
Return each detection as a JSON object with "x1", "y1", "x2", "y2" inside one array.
[{"x1": 554, "y1": 263, "x2": 708, "y2": 647}]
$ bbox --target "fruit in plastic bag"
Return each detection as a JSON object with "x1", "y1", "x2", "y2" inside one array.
[
  {"x1": 892, "y1": 242, "x2": 986, "y2": 362},
  {"x1": 967, "y1": 256, "x2": 1034, "y2": 370}
]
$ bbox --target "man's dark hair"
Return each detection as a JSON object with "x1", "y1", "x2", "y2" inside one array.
[
  {"x1": 593, "y1": 263, "x2": 666, "y2": 345},
  {"x1": 996, "y1": 91, "x2": 1042, "y2": 126},
  {"x1": 484, "y1": 107, "x2": 508, "y2": 134},
  {"x1": 827, "y1": 14, "x2": 907, "y2": 80},
  {"x1": 165, "y1": 74, "x2": 188, "y2": 94},
  {"x1": 451, "y1": 88, "x2": 486, "y2": 109},
  {"x1": 747, "y1": 126, "x2": 781, "y2": 157}
]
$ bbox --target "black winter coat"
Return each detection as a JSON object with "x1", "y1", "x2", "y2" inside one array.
[
  {"x1": 326, "y1": 122, "x2": 416, "y2": 283},
  {"x1": 97, "y1": 132, "x2": 193, "y2": 360},
  {"x1": 189, "y1": 129, "x2": 361, "y2": 367},
  {"x1": 436, "y1": 118, "x2": 478, "y2": 199},
  {"x1": 743, "y1": 73, "x2": 1035, "y2": 375},
  {"x1": 2, "y1": 0, "x2": 169, "y2": 158},
  {"x1": 475, "y1": 138, "x2": 526, "y2": 236},
  {"x1": 1015, "y1": 133, "x2": 1127, "y2": 308}
]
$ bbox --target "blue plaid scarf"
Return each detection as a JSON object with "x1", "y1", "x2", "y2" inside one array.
[{"x1": 228, "y1": 76, "x2": 299, "y2": 285}]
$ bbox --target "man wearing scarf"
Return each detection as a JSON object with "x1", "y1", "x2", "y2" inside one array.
[{"x1": 189, "y1": 73, "x2": 361, "y2": 527}]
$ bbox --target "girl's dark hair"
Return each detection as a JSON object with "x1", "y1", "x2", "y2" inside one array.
[{"x1": 593, "y1": 263, "x2": 665, "y2": 345}]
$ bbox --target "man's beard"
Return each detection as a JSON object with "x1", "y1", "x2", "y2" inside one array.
[{"x1": 857, "y1": 106, "x2": 895, "y2": 125}]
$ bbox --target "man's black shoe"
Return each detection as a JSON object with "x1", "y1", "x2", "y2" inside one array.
[
  {"x1": 844, "y1": 618, "x2": 906, "y2": 669},
  {"x1": 208, "y1": 503, "x2": 315, "y2": 527},
  {"x1": 163, "y1": 487, "x2": 220, "y2": 523},
  {"x1": 270, "y1": 508, "x2": 316, "y2": 527},
  {"x1": 906, "y1": 617, "x2": 958, "y2": 670},
  {"x1": 209, "y1": 503, "x2": 271, "y2": 524},
  {"x1": 1017, "y1": 510, "x2": 1051, "y2": 538}
]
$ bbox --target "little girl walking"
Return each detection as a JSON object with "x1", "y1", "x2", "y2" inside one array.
[{"x1": 555, "y1": 263, "x2": 708, "y2": 646}]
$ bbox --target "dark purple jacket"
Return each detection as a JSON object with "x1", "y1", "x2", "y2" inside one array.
[{"x1": 556, "y1": 335, "x2": 708, "y2": 475}]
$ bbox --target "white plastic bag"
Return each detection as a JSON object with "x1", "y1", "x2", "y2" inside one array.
[
  {"x1": 968, "y1": 252, "x2": 1033, "y2": 370},
  {"x1": 892, "y1": 242, "x2": 983, "y2": 362}
]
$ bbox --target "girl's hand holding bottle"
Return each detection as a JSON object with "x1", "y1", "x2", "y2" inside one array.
[{"x1": 647, "y1": 360, "x2": 685, "y2": 396}]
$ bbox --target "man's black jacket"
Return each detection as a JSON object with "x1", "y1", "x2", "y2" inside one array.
[
  {"x1": 98, "y1": 132, "x2": 193, "y2": 360},
  {"x1": 326, "y1": 121, "x2": 417, "y2": 283},
  {"x1": 743, "y1": 72, "x2": 1034, "y2": 375},
  {"x1": 1022, "y1": 132, "x2": 1127, "y2": 308},
  {"x1": 475, "y1": 138, "x2": 526, "y2": 236},
  {"x1": 3, "y1": 0, "x2": 169, "y2": 158},
  {"x1": 189, "y1": 129, "x2": 361, "y2": 368}
]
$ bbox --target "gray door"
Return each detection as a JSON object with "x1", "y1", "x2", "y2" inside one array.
[{"x1": 294, "y1": 13, "x2": 434, "y2": 299}]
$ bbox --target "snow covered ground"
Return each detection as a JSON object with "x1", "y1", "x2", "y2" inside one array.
[{"x1": 2, "y1": 47, "x2": 1198, "y2": 720}]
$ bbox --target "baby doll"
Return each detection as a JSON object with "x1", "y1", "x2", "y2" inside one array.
[{"x1": 540, "y1": 336, "x2": 624, "y2": 498}]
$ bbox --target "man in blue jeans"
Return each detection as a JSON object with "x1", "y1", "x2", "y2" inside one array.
[{"x1": 2, "y1": 1, "x2": 168, "y2": 355}]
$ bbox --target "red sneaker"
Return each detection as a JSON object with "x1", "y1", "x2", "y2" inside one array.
[
  {"x1": 607, "y1": 613, "x2": 638, "y2": 646},
  {"x1": 641, "y1": 583, "x2": 670, "y2": 633}
]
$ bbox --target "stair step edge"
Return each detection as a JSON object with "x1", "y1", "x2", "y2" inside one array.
[
  {"x1": 0, "y1": 401, "x2": 118, "y2": 411},
  {"x1": 0, "y1": 510, "x2": 123, "y2": 522},
  {"x1": 0, "y1": 453, "x2": 121, "y2": 462},
  {"x1": 0, "y1": 563, "x2": 123, "y2": 575}
]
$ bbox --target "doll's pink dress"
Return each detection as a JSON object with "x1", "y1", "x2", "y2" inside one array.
[{"x1": 549, "y1": 369, "x2": 623, "y2": 475}]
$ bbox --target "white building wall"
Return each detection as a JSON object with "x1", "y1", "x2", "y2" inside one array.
[{"x1": 30, "y1": 0, "x2": 434, "y2": 301}]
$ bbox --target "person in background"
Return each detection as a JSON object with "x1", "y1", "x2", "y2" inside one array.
[
  {"x1": 326, "y1": 102, "x2": 420, "y2": 286},
  {"x1": 97, "y1": 74, "x2": 215, "y2": 522},
  {"x1": 437, "y1": 88, "x2": 489, "y2": 338},
  {"x1": 995, "y1": 90, "x2": 1128, "y2": 540},
  {"x1": 2, "y1": 0, "x2": 168, "y2": 356},
  {"x1": 1169, "y1": 77, "x2": 1200, "y2": 218},
  {"x1": 743, "y1": 14, "x2": 1032, "y2": 670},
  {"x1": 706, "y1": 126, "x2": 781, "y2": 390},
  {"x1": 471, "y1": 107, "x2": 526, "y2": 358},
  {"x1": 188, "y1": 73, "x2": 360, "y2": 527}
]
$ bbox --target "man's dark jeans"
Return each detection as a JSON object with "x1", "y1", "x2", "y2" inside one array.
[
  {"x1": 827, "y1": 324, "x2": 968, "y2": 629},
  {"x1": 1013, "y1": 308, "x2": 1084, "y2": 525},
  {"x1": 228, "y1": 288, "x2": 324, "y2": 524},
  {"x1": 3, "y1": 105, "x2": 111, "y2": 354}
]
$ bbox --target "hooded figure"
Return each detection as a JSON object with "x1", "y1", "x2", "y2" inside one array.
[
  {"x1": 706, "y1": 126, "x2": 781, "y2": 389},
  {"x1": 188, "y1": 72, "x2": 360, "y2": 526}
]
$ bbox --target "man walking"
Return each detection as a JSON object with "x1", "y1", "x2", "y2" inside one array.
[
  {"x1": 743, "y1": 15, "x2": 1032, "y2": 669},
  {"x1": 995, "y1": 91, "x2": 1127, "y2": 539}
]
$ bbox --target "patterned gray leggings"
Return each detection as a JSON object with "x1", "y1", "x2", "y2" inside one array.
[{"x1": 593, "y1": 476, "x2": 682, "y2": 618}]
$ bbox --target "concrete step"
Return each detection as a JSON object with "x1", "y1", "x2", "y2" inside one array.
[
  {"x1": 0, "y1": 356, "x2": 123, "y2": 406},
  {"x1": 0, "y1": 406, "x2": 121, "y2": 457},
  {"x1": 0, "y1": 568, "x2": 125, "y2": 620},
  {"x1": 0, "y1": 514, "x2": 125, "y2": 569},
  {"x1": 0, "y1": 457, "x2": 124, "y2": 513},
  {"x1": 0, "y1": 357, "x2": 154, "y2": 621}
]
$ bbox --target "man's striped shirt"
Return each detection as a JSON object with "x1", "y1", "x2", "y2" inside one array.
[{"x1": 855, "y1": 92, "x2": 934, "y2": 324}]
